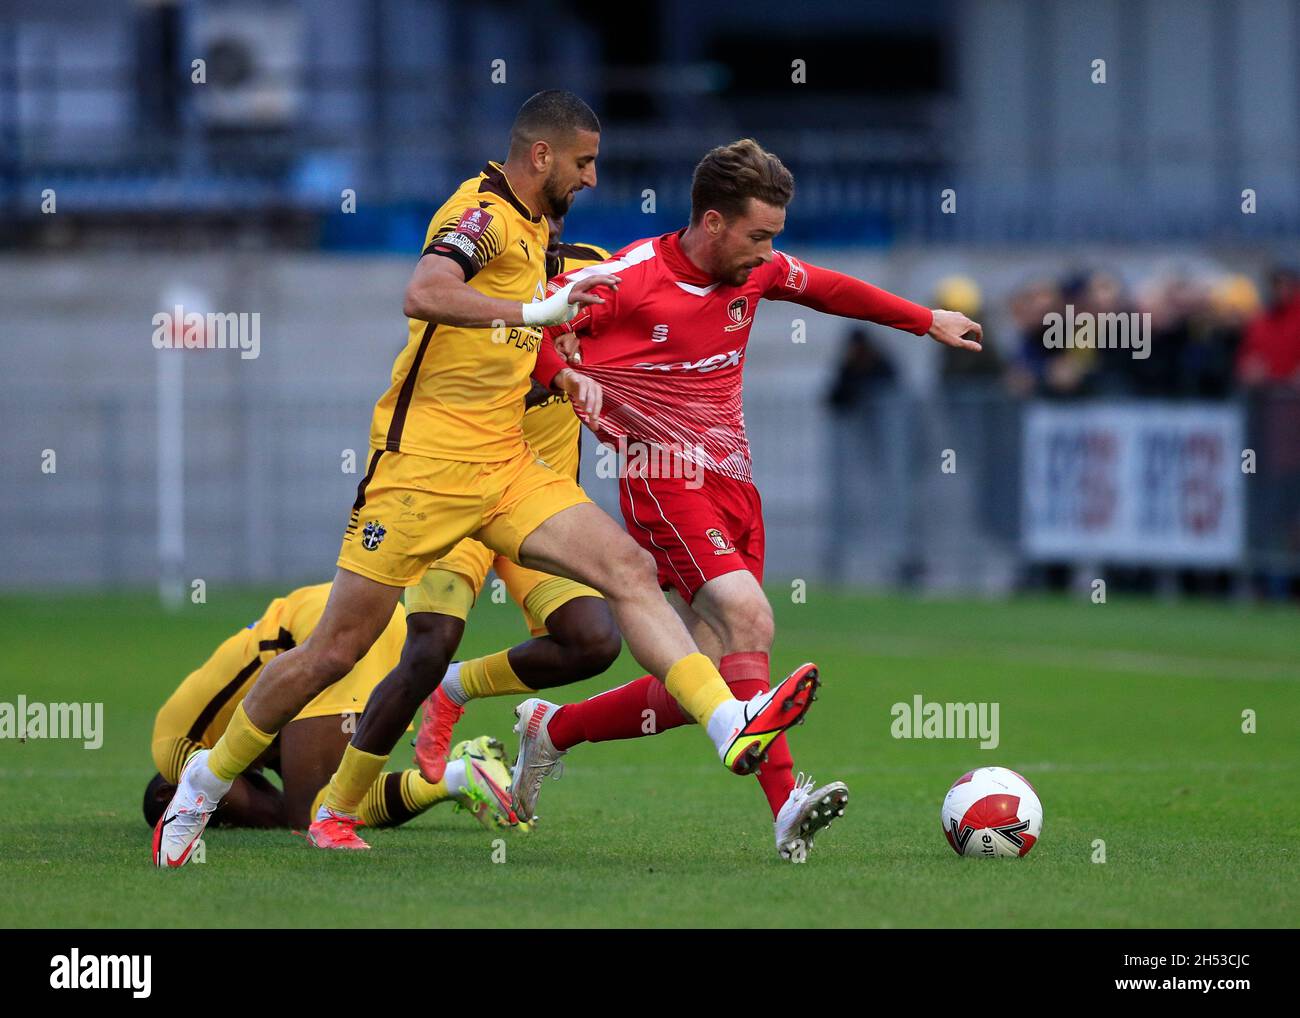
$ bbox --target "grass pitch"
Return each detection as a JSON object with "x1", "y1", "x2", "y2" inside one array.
[{"x1": 1, "y1": 587, "x2": 1297, "y2": 928}]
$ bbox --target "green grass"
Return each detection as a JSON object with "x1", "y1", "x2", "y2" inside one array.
[{"x1": 1, "y1": 587, "x2": 1297, "y2": 927}]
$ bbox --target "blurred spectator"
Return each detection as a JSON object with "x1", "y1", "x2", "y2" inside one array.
[
  {"x1": 935, "y1": 276, "x2": 1016, "y2": 551},
  {"x1": 1007, "y1": 272, "x2": 1126, "y2": 398},
  {"x1": 1076, "y1": 270, "x2": 1138, "y2": 396},
  {"x1": 1236, "y1": 268, "x2": 1300, "y2": 599},
  {"x1": 1132, "y1": 271, "x2": 1202, "y2": 397},
  {"x1": 1237, "y1": 266, "x2": 1300, "y2": 388},
  {"x1": 1004, "y1": 277, "x2": 1064, "y2": 397},
  {"x1": 822, "y1": 325, "x2": 906, "y2": 586},
  {"x1": 934, "y1": 275, "x2": 1001, "y2": 383},
  {"x1": 1180, "y1": 274, "x2": 1256, "y2": 398},
  {"x1": 825, "y1": 325, "x2": 897, "y2": 411}
]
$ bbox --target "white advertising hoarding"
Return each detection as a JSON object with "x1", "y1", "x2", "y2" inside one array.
[{"x1": 1021, "y1": 402, "x2": 1245, "y2": 565}]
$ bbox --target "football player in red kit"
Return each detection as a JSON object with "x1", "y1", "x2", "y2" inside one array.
[{"x1": 520, "y1": 138, "x2": 982, "y2": 862}]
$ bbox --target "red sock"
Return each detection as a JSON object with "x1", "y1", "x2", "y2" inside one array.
[
  {"x1": 548, "y1": 675, "x2": 690, "y2": 751},
  {"x1": 721, "y1": 652, "x2": 796, "y2": 819},
  {"x1": 548, "y1": 654, "x2": 799, "y2": 820}
]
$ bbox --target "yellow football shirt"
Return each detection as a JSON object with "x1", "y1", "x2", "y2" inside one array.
[
  {"x1": 151, "y1": 585, "x2": 407, "y2": 781},
  {"x1": 523, "y1": 240, "x2": 611, "y2": 479},
  {"x1": 369, "y1": 162, "x2": 551, "y2": 462}
]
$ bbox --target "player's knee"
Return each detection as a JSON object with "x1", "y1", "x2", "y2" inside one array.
[
  {"x1": 545, "y1": 598, "x2": 623, "y2": 677},
  {"x1": 718, "y1": 597, "x2": 774, "y2": 651},
  {"x1": 570, "y1": 613, "x2": 623, "y2": 676},
  {"x1": 312, "y1": 643, "x2": 363, "y2": 686},
  {"x1": 606, "y1": 539, "x2": 659, "y2": 592},
  {"x1": 586, "y1": 624, "x2": 624, "y2": 674},
  {"x1": 398, "y1": 614, "x2": 459, "y2": 690}
]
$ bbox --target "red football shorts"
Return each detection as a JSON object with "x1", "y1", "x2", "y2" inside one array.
[{"x1": 617, "y1": 462, "x2": 764, "y2": 602}]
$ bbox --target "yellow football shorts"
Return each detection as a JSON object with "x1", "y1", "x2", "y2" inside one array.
[
  {"x1": 338, "y1": 444, "x2": 591, "y2": 588},
  {"x1": 406, "y1": 541, "x2": 603, "y2": 636}
]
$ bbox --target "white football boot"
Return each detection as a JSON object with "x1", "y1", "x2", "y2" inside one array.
[
  {"x1": 774, "y1": 773, "x2": 849, "y2": 863},
  {"x1": 152, "y1": 749, "x2": 225, "y2": 868},
  {"x1": 511, "y1": 698, "x2": 567, "y2": 822}
]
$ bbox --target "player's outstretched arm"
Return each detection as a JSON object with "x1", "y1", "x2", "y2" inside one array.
[
  {"x1": 769, "y1": 256, "x2": 980, "y2": 350},
  {"x1": 402, "y1": 253, "x2": 618, "y2": 329},
  {"x1": 403, "y1": 252, "x2": 525, "y2": 326}
]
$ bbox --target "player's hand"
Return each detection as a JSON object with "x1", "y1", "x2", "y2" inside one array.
[
  {"x1": 928, "y1": 309, "x2": 982, "y2": 351},
  {"x1": 555, "y1": 330, "x2": 583, "y2": 365},
  {"x1": 554, "y1": 367, "x2": 602, "y2": 429},
  {"x1": 521, "y1": 274, "x2": 619, "y2": 327},
  {"x1": 567, "y1": 273, "x2": 619, "y2": 308}
]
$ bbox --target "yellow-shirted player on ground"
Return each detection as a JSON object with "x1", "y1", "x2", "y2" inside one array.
[
  {"x1": 143, "y1": 584, "x2": 518, "y2": 837},
  {"x1": 154, "y1": 90, "x2": 820, "y2": 867},
  {"x1": 393, "y1": 223, "x2": 622, "y2": 783}
]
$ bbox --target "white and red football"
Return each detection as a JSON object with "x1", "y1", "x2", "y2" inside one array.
[{"x1": 941, "y1": 766, "x2": 1043, "y2": 858}]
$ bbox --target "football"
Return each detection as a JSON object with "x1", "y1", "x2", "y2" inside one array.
[{"x1": 941, "y1": 766, "x2": 1043, "y2": 858}]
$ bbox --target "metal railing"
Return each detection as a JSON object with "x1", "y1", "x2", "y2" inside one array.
[{"x1": 3, "y1": 381, "x2": 1296, "y2": 595}]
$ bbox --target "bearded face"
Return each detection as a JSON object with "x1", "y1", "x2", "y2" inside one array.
[
  {"x1": 538, "y1": 128, "x2": 599, "y2": 218},
  {"x1": 542, "y1": 169, "x2": 578, "y2": 218}
]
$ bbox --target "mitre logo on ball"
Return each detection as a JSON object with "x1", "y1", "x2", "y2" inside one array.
[{"x1": 941, "y1": 766, "x2": 1043, "y2": 858}]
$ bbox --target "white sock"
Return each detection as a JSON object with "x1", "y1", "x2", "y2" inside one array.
[
  {"x1": 187, "y1": 749, "x2": 232, "y2": 801},
  {"x1": 442, "y1": 757, "x2": 469, "y2": 797},
  {"x1": 315, "y1": 801, "x2": 359, "y2": 822},
  {"x1": 439, "y1": 661, "x2": 468, "y2": 707},
  {"x1": 704, "y1": 698, "x2": 744, "y2": 752}
]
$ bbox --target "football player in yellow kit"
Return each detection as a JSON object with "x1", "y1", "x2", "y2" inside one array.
[
  {"x1": 402, "y1": 221, "x2": 621, "y2": 785},
  {"x1": 143, "y1": 584, "x2": 517, "y2": 834},
  {"x1": 154, "y1": 91, "x2": 819, "y2": 867}
]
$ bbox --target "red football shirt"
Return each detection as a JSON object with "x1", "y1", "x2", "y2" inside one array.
[{"x1": 536, "y1": 229, "x2": 932, "y2": 483}]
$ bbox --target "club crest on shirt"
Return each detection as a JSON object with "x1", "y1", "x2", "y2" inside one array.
[
  {"x1": 706, "y1": 528, "x2": 735, "y2": 554},
  {"x1": 361, "y1": 520, "x2": 387, "y2": 551},
  {"x1": 725, "y1": 296, "x2": 752, "y2": 331}
]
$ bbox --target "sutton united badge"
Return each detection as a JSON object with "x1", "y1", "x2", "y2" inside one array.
[{"x1": 361, "y1": 520, "x2": 387, "y2": 551}]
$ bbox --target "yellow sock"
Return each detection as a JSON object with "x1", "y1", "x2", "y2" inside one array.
[
  {"x1": 458, "y1": 649, "x2": 532, "y2": 700},
  {"x1": 353, "y1": 770, "x2": 452, "y2": 828},
  {"x1": 665, "y1": 652, "x2": 732, "y2": 726},
  {"x1": 402, "y1": 769, "x2": 452, "y2": 811},
  {"x1": 322, "y1": 744, "x2": 389, "y2": 817},
  {"x1": 208, "y1": 704, "x2": 275, "y2": 782},
  {"x1": 310, "y1": 783, "x2": 329, "y2": 821}
]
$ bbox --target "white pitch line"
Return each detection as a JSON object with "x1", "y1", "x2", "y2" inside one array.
[{"x1": 802, "y1": 632, "x2": 1300, "y2": 683}]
